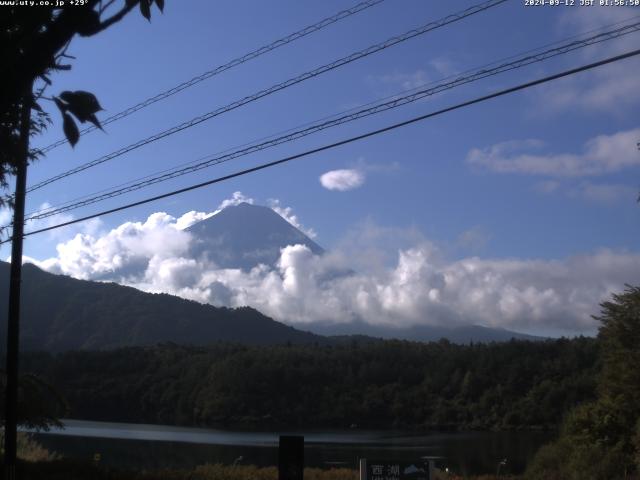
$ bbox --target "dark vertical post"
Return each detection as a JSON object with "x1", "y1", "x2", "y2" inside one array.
[
  {"x1": 4, "y1": 84, "x2": 32, "y2": 480},
  {"x1": 278, "y1": 435, "x2": 304, "y2": 480}
]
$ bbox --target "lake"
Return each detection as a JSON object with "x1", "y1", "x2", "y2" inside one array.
[{"x1": 27, "y1": 419, "x2": 554, "y2": 476}]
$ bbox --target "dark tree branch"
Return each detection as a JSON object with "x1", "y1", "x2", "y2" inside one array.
[
  {"x1": 1, "y1": 0, "x2": 134, "y2": 113},
  {"x1": 93, "y1": 1, "x2": 139, "y2": 34},
  {"x1": 99, "y1": 0, "x2": 118, "y2": 15}
]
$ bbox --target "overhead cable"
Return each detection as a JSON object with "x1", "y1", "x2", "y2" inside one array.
[
  {"x1": 26, "y1": 0, "x2": 507, "y2": 193},
  {"x1": 38, "y1": 0, "x2": 387, "y2": 154},
  {"x1": 6, "y1": 47, "x2": 638, "y2": 243},
  {"x1": 24, "y1": 20, "x2": 640, "y2": 222}
]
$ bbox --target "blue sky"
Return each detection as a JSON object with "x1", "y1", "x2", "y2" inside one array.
[{"x1": 5, "y1": 0, "x2": 640, "y2": 336}]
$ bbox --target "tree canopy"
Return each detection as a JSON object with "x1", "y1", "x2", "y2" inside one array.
[
  {"x1": 526, "y1": 285, "x2": 640, "y2": 480},
  {"x1": 20, "y1": 337, "x2": 598, "y2": 431},
  {"x1": 0, "y1": 0, "x2": 164, "y2": 206}
]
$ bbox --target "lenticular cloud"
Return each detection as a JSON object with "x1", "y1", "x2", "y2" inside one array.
[{"x1": 319, "y1": 169, "x2": 365, "y2": 191}]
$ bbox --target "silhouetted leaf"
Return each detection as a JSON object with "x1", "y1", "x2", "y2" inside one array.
[
  {"x1": 155, "y1": 0, "x2": 164, "y2": 12},
  {"x1": 140, "y1": 0, "x2": 151, "y2": 21},
  {"x1": 87, "y1": 113, "x2": 103, "y2": 131},
  {"x1": 62, "y1": 113, "x2": 79, "y2": 147},
  {"x1": 126, "y1": 0, "x2": 138, "y2": 7},
  {"x1": 59, "y1": 90, "x2": 103, "y2": 123}
]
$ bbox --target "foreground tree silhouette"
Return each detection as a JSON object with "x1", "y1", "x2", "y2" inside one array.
[
  {"x1": 1, "y1": 0, "x2": 165, "y2": 179},
  {"x1": 1, "y1": 2, "x2": 164, "y2": 476},
  {"x1": 596, "y1": 286, "x2": 640, "y2": 471},
  {"x1": 0, "y1": 370, "x2": 69, "y2": 431},
  {"x1": 526, "y1": 285, "x2": 640, "y2": 480}
]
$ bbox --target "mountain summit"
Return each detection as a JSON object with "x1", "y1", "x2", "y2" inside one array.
[{"x1": 187, "y1": 202, "x2": 323, "y2": 270}]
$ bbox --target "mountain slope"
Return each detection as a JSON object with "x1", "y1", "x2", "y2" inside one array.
[
  {"x1": 187, "y1": 202, "x2": 323, "y2": 270},
  {"x1": 0, "y1": 262, "x2": 325, "y2": 352},
  {"x1": 0, "y1": 262, "x2": 542, "y2": 352}
]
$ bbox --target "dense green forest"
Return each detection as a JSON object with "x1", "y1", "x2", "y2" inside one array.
[{"x1": 21, "y1": 337, "x2": 598, "y2": 431}]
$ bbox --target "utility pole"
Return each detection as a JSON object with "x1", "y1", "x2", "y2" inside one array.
[{"x1": 4, "y1": 82, "x2": 32, "y2": 480}]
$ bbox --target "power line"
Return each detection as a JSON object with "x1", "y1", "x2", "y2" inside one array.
[
  {"x1": 7, "y1": 47, "x2": 639, "y2": 244},
  {"x1": 26, "y1": 0, "x2": 507, "y2": 194},
  {"x1": 23, "y1": 20, "x2": 640, "y2": 223},
  {"x1": 37, "y1": 0, "x2": 387, "y2": 154},
  {"x1": 26, "y1": 13, "x2": 640, "y2": 221}
]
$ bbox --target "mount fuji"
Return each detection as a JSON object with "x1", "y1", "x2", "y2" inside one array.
[{"x1": 187, "y1": 202, "x2": 323, "y2": 270}]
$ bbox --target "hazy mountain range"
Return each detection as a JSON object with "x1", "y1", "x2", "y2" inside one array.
[{"x1": 307, "y1": 321, "x2": 543, "y2": 343}]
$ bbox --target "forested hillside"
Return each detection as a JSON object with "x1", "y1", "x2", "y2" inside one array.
[
  {"x1": 0, "y1": 262, "x2": 324, "y2": 351},
  {"x1": 526, "y1": 286, "x2": 640, "y2": 479},
  {"x1": 22, "y1": 337, "x2": 598, "y2": 431}
]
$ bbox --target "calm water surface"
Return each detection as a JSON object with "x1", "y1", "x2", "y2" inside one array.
[{"x1": 28, "y1": 419, "x2": 554, "y2": 476}]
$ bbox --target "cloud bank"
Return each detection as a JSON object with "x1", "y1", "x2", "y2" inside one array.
[{"x1": 28, "y1": 199, "x2": 640, "y2": 336}]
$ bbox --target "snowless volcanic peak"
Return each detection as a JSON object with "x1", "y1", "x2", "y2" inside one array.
[{"x1": 186, "y1": 202, "x2": 324, "y2": 270}]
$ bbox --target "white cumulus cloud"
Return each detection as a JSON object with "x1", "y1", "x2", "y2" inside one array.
[
  {"x1": 319, "y1": 169, "x2": 365, "y2": 191},
  {"x1": 42, "y1": 211, "x2": 192, "y2": 280},
  {"x1": 218, "y1": 191, "x2": 254, "y2": 209},
  {"x1": 30, "y1": 206, "x2": 640, "y2": 336},
  {"x1": 173, "y1": 192, "x2": 255, "y2": 230},
  {"x1": 37, "y1": 192, "x2": 314, "y2": 278},
  {"x1": 268, "y1": 199, "x2": 317, "y2": 239}
]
